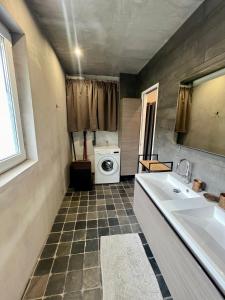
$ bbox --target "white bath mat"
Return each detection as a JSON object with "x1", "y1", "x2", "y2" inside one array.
[{"x1": 100, "y1": 233, "x2": 163, "y2": 300}]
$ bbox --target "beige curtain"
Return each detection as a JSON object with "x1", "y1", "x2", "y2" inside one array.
[
  {"x1": 175, "y1": 85, "x2": 192, "y2": 133},
  {"x1": 66, "y1": 79, "x2": 118, "y2": 132}
]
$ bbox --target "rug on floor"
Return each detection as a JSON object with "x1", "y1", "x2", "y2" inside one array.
[{"x1": 100, "y1": 233, "x2": 163, "y2": 300}]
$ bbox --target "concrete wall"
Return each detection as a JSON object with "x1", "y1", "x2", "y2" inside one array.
[
  {"x1": 137, "y1": 0, "x2": 225, "y2": 194},
  {"x1": 120, "y1": 73, "x2": 138, "y2": 99},
  {"x1": 0, "y1": 1, "x2": 70, "y2": 299}
]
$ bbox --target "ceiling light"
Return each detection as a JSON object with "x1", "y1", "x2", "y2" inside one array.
[{"x1": 75, "y1": 47, "x2": 82, "y2": 57}]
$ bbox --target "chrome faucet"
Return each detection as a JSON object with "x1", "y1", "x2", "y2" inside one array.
[{"x1": 176, "y1": 159, "x2": 192, "y2": 184}]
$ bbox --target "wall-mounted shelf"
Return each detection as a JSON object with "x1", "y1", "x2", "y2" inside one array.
[{"x1": 137, "y1": 154, "x2": 173, "y2": 173}]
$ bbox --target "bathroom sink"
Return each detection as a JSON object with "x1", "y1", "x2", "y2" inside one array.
[
  {"x1": 136, "y1": 172, "x2": 200, "y2": 201},
  {"x1": 173, "y1": 206, "x2": 225, "y2": 250},
  {"x1": 135, "y1": 172, "x2": 225, "y2": 294},
  {"x1": 172, "y1": 205, "x2": 225, "y2": 285}
]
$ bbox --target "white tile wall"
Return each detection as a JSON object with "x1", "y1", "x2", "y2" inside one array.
[{"x1": 73, "y1": 131, "x2": 118, "y2": 172}]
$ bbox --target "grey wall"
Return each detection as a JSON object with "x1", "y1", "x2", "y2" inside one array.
[
  {"x1": 0, "y1": 1, "x2": 70, "y2": 299},
  {"x1": 136, "y1": 0, "x2": 225, "y2": 194}
]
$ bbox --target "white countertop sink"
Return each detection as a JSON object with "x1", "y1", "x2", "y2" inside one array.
[{"x1": 135, "y1": 171, "x2": 225, "y2": 295}]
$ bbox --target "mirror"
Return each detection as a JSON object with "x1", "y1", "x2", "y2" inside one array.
[{"x1": 175, "y1": 69, "x2": 225, "y2": 156}]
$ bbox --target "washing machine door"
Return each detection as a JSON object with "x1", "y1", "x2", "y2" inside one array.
[{"x1": 98, "y1": 155, "x2": 119, "y2": 175}]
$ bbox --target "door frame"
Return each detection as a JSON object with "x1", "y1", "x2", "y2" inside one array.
[{"x1": 138, "y1": 83, "x2": 159, "y2": 159}]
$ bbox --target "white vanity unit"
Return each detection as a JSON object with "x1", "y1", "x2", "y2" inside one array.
[{"x1": 134, "y1": 172, "x2": 225, "y2": 300}]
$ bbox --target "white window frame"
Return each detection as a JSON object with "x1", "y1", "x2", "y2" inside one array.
[{"x1": 0, "y1": 23, "x2": 26, "y2": 174}]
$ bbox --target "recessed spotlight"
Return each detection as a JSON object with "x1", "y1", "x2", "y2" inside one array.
[{"x1": 75, "y1": 47, "x2": 82, "y2": 57}]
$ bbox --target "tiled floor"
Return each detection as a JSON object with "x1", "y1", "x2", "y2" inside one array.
[{"x1": 23, "y1": 180, "x2": 172, "y2": 300}]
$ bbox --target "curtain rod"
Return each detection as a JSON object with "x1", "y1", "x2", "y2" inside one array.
[{"x1": 66, "y1": 74, "x2": 119, "y2": 82}]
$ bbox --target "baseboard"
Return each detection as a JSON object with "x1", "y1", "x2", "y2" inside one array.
[{"x1": 120, "y1": 175, "x2": 135, "y2": 181}]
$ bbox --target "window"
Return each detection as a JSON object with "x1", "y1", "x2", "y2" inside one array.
[{"x1": 0, "y1": 26, "x2": 25, "y2": 174}]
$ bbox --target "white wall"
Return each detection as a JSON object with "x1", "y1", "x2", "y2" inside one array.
[
  {"x1": 0, "y1": 1, "x2": 70, "y2": 299},
  {"x1": 73, "y1": 131, "x2": 118, "y2": 171}
]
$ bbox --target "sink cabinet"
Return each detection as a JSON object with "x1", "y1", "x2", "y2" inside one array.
[{"x1": 134, "y1": 180, "x2": 223, "y2": 300}]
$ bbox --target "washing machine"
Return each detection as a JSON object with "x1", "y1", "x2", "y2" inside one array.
[{"x1": 94, "y1": 145, "x2": 120, "y2": 184}]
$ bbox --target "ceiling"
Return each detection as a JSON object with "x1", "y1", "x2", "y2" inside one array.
[{"x1": 25, "y1": 0, "x2": 204, "y2": 76}]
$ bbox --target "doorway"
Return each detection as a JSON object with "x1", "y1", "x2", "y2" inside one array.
[{"x1": 138, "y1": 83, "x2": 159, "y2": 164}]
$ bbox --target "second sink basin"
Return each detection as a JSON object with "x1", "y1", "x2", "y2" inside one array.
[
  {"x1": 173, "y1": 206, "x2": 225, "y2": 251},
  {"x1": 172, "y1": 205, "x2": 225, "y2": 289}
]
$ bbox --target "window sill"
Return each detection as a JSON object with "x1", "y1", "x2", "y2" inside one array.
[{"x1": 0, "y1": 159, "x2": 38, "y2": 191}]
